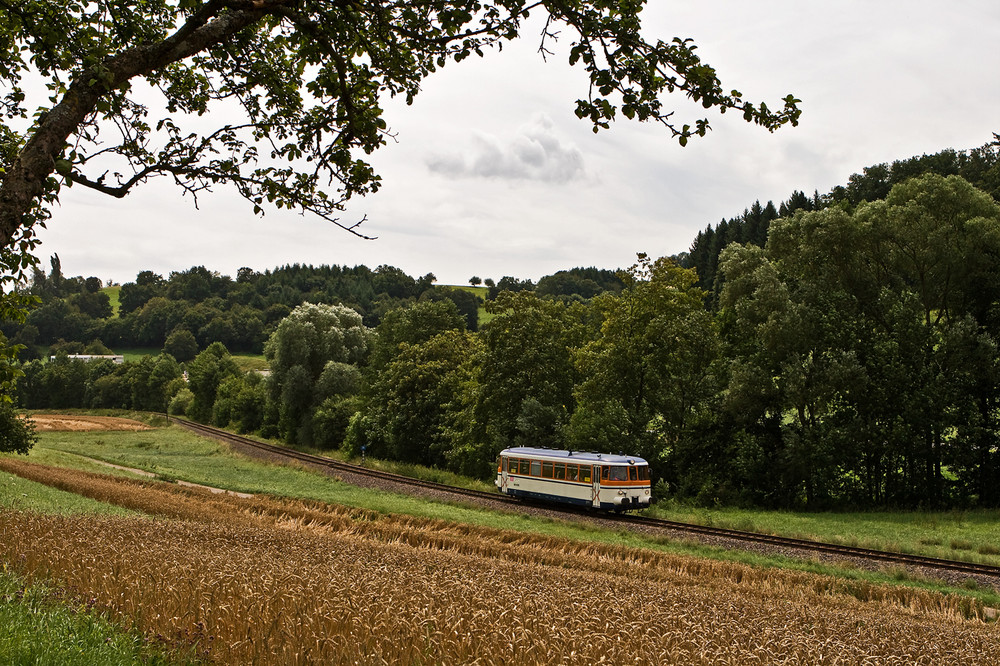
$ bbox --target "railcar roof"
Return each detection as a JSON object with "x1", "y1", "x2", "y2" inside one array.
[{"x1": 500, "y1": 447, "x2": 648, "y2": 465}]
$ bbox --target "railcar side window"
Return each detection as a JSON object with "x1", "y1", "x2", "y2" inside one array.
[
  {"x1": 520, "y1": 459, "x2": 530, "y2": 475},
  {"x1": 542, "y1": 462, "x2": 553, "y2": 478},
  {"x1": 530, "y1": 460, "x2": 541, "y2": 477},
  {"x1": 639, "y1": 466, "x2": 650, "y2": 481},
  {"x1": 580, "y1": 467, "x2": 592, "y2": 483},
  {"x1": 554, "y1": 463, "x2": 565, "y2": 480},
  {"x1": 567, "y1": 465, "x2": 579, "y2": 482}
]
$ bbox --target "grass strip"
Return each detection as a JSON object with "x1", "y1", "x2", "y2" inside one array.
[{"x1": 0, "y1": 567, "x2": 197, "y2": 665}]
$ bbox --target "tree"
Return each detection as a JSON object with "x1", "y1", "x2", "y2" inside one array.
[
  {"x1": 118, "y1": 271, "x2": 165, "y2": 314},
  {"x1": 368, "y1": 299, "x2": 465, "y2": 371},
  {"x1": 487, "y1": 276, "x2": 535, "y2": 300},
  {"x1": 719, "y1": 174, "x2": 1000, "y2": 508},
  {"x1": 187, "y1": 342, "x2": 240, "y2": 422},
  {"x1": 570, "y1": 254, "x2": 718, "y2": 478},
  {"x1": 355, "y1": 330, "x2": 475, "y2": 467},
  {"x1": 0, "y1": 0, "x2": 799, "y2": 458},
  {"x1": 469, "y1": 276, "x2": 482, "y2": 287},
  {"x1": 0, "y1": 401, "x2": 35, "y2": 455},
  {"x1": 212, "y1": 371, "x2": 267, "y2": 433},
  {"x1": 163, "y1": 327, "x2": 199, "y2": 362},
  {"x1": 420, "y1": 286, "x2": 479, "y2": 331},
  {"x1": 128, "y1": 352, "x2": 183, "y2": 412},
  {"x1": 473, "y1": 291, "x2": 588, "y2": 453},
  {"x1": 0, "y1": 0, "x2": 800, "y2": 272},
  {"x1": 68, "y1": 290, "x2": 113, "y2": 319},
  {"x1": 263, "y1": 302, "x2": 371, "y2": 443}
]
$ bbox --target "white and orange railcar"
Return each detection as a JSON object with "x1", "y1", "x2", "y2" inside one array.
[{"x1": 495, "y1": 447, "x2": 652, "y2": 511}]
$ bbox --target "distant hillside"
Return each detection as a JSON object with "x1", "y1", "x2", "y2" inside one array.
[{"x1": 684, "y1": 136, "x2": 1000, "y2": 306}]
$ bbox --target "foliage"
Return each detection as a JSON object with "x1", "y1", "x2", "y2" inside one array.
[
  {"x1": 420, "y1": 286, "x2": 479, "y2": 331},
  {"x1": 687, "y1": 136, "x2": 1000, "y2": 301},
  {"x1": 168, "y1": 387, "x2": 195, "y2": 417},
  {"x1": 0, "y1": 0, "x2": 800, "y2": 404},
  {"x1": 0, "y1": 0, "x2": 800, "y2": 259},
  {"x1": 486, "y1": 275, "x2": 536, "y2": 300},
  {"x1": 0, "y1": 401, "x2": 35, "y2": 454},
  {"x1": 367, "y1": 298, "x2": 466, "y2": 372},
  {"x1": 570, "y1": 255, "x2": 718, "y2": 478},
  {"x1": 719, "y1": 174, "x2": 1000, "y2": 508},
  {"x1": 162, "y1": 327, "x2": 198, "y2": 362},
  {"x1": 186, "y1": 342, "x2": 239, "y2": 422},
  {"x1": 263, "y1": 302, "x2": 370, "y2": 444},
  {"x1": 536, "y1": 266, "x2": 624, "y2": 299},
  {"x1": 471, "y1": 291, "x2": 589, "y2": 458},
  {"x1": 211, "y1": 371, "x2": 266, "y2": 433},
  {"x1": 354, "y1": 330, "x2": 476, "y2": 467}
]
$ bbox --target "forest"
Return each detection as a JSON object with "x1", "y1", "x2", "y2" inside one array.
[{"x1": 5, "y1": 140, "x2": 1000, "y2": 510}]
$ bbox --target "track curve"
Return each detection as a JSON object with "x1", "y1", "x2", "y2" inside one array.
[{"x1": 168, "y1": 417, "x2": 1000, "y2": 582}]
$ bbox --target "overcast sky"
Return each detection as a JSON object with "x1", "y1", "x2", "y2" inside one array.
[{"x1": 34, "y1": 0, "x2": 1000, "y2": 287}]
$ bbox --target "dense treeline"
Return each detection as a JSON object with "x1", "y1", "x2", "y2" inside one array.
[
  {"x1": 685, "y1": 138, "x2": 1000, "y2": 304},
  {"x1": 1, "y1": 262, "x2": 470, "y2": 359},
  {"x1": 9, "y1": 147, "x2": 1000, "y2": 511}
]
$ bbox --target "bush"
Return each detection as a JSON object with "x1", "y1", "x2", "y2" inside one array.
[
  {"x1": 168, "y1": 388, "x2": 195, "y2": 416},
  {"x1": 163, "y1": 328, "x2": 198, "y2": 362},
  {"x1": 312, "y1": 396, "x2": 359, "y2": 450}
]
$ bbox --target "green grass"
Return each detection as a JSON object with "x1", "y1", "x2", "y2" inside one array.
[
  {"x1": 113, "y1": 347, "x2": 162, "y2": 362},
  {"x1": 448, "y1": 284, "x2": 488, "y2": 298},
  {"x1": 647, "y1": 501, "x2": 1000, "y2": 567},
  {"x1": 0, "y1": 469, "x2": 138, "y2": 516},
  {"x1": 230, "y1": 354, "x2": 268, "y2": 372},
  {"x1": 106, "y1": 347, "x2": 267, "y2": 369},
  {"x1": 21, "y1": 429, "x2": 509, "y2": 527},
  {"x1": 7, "y1": 421, "x2": 1000, "y2": 610},
  {"x1": 442, "y1": 283, "x2": 495, "y2": 327},
  {"x1": 101, "y1": 285, "x2": 121, "y2": 317},
  {"x1": 296, "y1": 443, "x2": 494, "y2": 493},
  {"x1": 0, "y1": 569, "x2": 198, "y2": 665}
]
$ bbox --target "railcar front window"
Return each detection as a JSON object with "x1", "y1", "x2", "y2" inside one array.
[
  {"x1": 530, "y1": 461, "x2": 541, "y2": 477},
  {"x1": 609, "y1": 466, "x2": 628, "y2": 482},
  {"x1": 629, "y1": 466, "x2": 637, "y2": 481}
]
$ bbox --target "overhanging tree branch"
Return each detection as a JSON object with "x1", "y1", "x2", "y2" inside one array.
[{"x1": 1, "y1": 0, "x2": 801, "y2": 269}]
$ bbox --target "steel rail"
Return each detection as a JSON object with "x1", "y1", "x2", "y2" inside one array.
[{"x1": 168, "y1": 417, "x2": 1000, "y2": 580}]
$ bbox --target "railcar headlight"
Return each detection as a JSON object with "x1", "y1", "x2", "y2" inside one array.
[
  {"x1": 645, "y1": 490, "x2": 650, "y2": 496},
  {"x1": 617, "y1": 490, "x2": 625, "y2": 496}
]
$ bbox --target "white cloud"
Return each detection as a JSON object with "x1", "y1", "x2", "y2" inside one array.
[{"x1": 426, "y1": 115, "x2": 585, "y2": 183}]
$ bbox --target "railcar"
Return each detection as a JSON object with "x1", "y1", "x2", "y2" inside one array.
[{"x1": 495, "y1": 447, "x2": 651, "y2": 511}]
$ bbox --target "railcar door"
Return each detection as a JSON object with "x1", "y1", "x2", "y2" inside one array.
[
  {"x1": 591, "y1": 465, "x2": 601, "y2": 508},
  {"x1": 500, "y1": 457, "x2": 510, "y2": 493}
]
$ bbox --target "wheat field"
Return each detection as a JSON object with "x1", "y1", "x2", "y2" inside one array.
[{"x1": 1, "y1": 457, "x2": 997, "y2": 664}]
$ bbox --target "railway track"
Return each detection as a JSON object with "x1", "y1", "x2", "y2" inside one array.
[{"x1": 168, "y1": 417, "x2": 1000, "y2": 581}]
